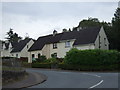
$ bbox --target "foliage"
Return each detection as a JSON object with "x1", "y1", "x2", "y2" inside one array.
[
  {"x1": 76, "y1": 17, "x2": 113, "y2": 49},
  {"x1": 44, "y1": 58, "x2": 58, "y2": 64},
  {"x1": 78, "y1": 17, "x2": 101, "y2": 28},
  {"x1": 63, "y1": 48, "x2": 120, "y2": 71},
  {"x1": 5, "y1": 28, "x2": 22, "y2": 43},
  {"x1": 58, "y1": 63, "x2": 118, "y2": 71},
  {"x1": 111, "y1": 8, "x2": 120, "y2": 51},
  {"x1": 36, "y1": 55, "x2": 47, "y2": 62},
  {"x1": 32, "y1": 63, "x2": 51, "y2": 68}
]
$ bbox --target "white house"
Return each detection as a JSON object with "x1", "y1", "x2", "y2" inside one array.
[
  {"x1": 28, "y1": 26, "x2": 109, "y2": 63},
  {"x1": 10, "y1": 38, "x2": 34, "y2": 59},
  {"x1": 1, "y1": 41, "x2": 17, "y2": 57}
]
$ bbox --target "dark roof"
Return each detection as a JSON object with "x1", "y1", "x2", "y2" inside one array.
[
  {"x1": 28, "y1": 33, "x2": 63, "y2": 51},
  {"x1": 28, "y1": 26, "x2": 101, "y2": 51},
  {"x1": 11, "y1": 38, "x2": 32, "y2": 53},
  {"x1": 73, "y1": 26, "x2": 101, "y2": 45},
  {"x1": 11, "y1": 42, "x2": 18, "y2": 48}
]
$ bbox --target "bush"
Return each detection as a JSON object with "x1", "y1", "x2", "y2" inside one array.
[
  {"x1": 63, "y1": 48, "x2": 120, "y2": 71},
  {"x1": 58, "y1": 63, "x2": 119, "y2": 71},
  {"x1": 36, "y1": 55, "x2": 47, "y2": 62},
  {"x1": 20, "y1": 57, "x2": 28, "y2": 62},
  {"x1": 32, "y1": 63, "x2": 51, "y2": 68}
]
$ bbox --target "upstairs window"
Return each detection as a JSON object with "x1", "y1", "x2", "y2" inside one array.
[
  {"x1": 53, "y1": 43, "x2": 57, "y2": 49},
  {"x1": 65, "y1": 41, "x2": 70, "y2": 48},
  {"x1": 104, "y1": 38, "x2": 107, "y2": 46}
]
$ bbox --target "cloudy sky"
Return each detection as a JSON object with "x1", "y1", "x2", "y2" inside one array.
[{"x1": 1, "y1": 1, "x2": 119, "y2": 40}]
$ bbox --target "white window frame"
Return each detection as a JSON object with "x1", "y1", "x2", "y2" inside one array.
[
  {"x1": 53, "y1": 43, "x2": 57, "y2": 49},
  {"x1": 65, "y1": 41, "x2": 70, "y2": 48}
]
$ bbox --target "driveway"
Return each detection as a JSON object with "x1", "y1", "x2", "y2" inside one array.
[{"x1": 25, "y1": 68, "x2": 119, "y2": 89}]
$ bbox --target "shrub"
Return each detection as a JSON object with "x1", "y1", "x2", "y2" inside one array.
[
  {"x1": 63, "y1": 48, "x2": 120, "y2": 71},
  {"x1": 35, "y1": 55, "x2": 47, "y2": 63},
  {"x1": 44, "y1": 58, "x2": 58, "y2": 64},
  {"x1": 32, "y1": 63, "x2": 51, "y2": 68}
]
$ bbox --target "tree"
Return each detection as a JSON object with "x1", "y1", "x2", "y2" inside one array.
[
  {"x1": 78, "y1": 17, "x2": 101, "y2": 28},
  {"x1": 6, "y1": 28, "x2": 22, "y2": 43},
  {"x1": 111, "y1": 8, "x2": 120, "y2": 51}
]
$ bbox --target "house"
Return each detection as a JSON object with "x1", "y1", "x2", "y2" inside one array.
[
  {"x1": 10, "y1": 38, "x2": 34, "y2": 59},
  {"x1": 28, "y1": 26, "x2": 109, "y2": 63},
  {"x1": 1, "y1": 40, "x2": 18, "y2": 57}
]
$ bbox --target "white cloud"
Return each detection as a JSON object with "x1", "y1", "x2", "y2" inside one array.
[
  {"x1": 2, "y1": 12, "x2": 80, "y2": 40},
  {"x1": 1, "y1": 2, "x2": 118, "y2": 40}
]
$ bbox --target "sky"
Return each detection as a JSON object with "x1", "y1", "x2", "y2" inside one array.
[{"x1": 0, "y1": 0, "x2": 119, "y2": 40}]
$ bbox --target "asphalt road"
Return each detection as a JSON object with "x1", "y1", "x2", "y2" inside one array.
[{"x1": 26, "y1": 68, "x2": 119, "y2": 89}]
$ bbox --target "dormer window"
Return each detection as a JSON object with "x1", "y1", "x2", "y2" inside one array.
[
  {"x1": 53, "y1": 43, "x2": 57, "y2": 49},
  {"x1": 65, "y1": 41, "x2": 70, "y2": 48}
]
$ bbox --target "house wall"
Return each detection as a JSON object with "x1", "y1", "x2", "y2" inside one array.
[
  {"x1": 42, "y1": 44, "x2": 50, "y2": 59},
  {"x1": 11, "y1": 52, "x2": 21, "y2": 58},
  {"x1": 1, "y1": 43, "x2": 11, "y2": 57},
  {"x1": 74, "y1": 44, "x2": 95, "y2": 50},
  {"x1": 28, "y1": 50, "x2": 42, "y2": 63},
  {"x1": 21, "y1": 40, "x2": 34, "y2": 57},
  {"x1": 95, "y1": 27, "x2": 109, "y2": 50},
  {"x1": 48, "y1": 40, "x2": 75, "y2": 58}
]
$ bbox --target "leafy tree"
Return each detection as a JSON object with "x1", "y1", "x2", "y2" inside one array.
[
  {"x1": 76, "y1": 17, "x2": 113, "y2": 49},
  {"x1": 78, "y1": 17, "x2": 101, "y2": 28},
  {"x1": 111, "y1": 8, "x2": 120, "y2": 51},
  {"x1": 6, "y1": 28, "x2": 22, "y2": 43}
]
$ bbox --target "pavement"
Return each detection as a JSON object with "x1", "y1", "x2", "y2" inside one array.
[{"x1": 2, "y1": 71, "x2": 47, "y2": 89}]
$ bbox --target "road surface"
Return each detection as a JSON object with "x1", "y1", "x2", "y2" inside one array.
[{"x1": 26, "y1": 68, "x2": 119, "y2": 89}]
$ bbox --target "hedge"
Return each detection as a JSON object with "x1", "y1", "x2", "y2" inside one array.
[
  {"x1": 58, "y1": 63, "x2": 119, "y2": 71},
  {"x1": 64, "y1": 49, "x2": 120, "y2": 66},
  {"x1": 62, "y1": 49, "x2": 120, "y2": 71},
  {"x1": 32, "y1": 63, "x2": 51, "y2": 68}
]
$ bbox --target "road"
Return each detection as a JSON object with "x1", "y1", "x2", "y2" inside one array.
[{"x1": 26, "y1": 68, "x2": 119, "y2": 89}]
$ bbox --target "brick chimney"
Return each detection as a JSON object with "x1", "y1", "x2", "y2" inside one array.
[{"x1": 53, "y1": 30, "x2": 57, "y2": 36}]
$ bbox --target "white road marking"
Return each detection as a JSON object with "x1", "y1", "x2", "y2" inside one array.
[
  {"x1": 89, "y1": 80, "x2": 104, "y2": 89},
  {"x1": 82, "y1": 73, "x2": 101, "y2": 77}
]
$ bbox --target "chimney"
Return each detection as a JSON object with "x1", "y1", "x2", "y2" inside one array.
[
  {"x1": 53, "y1": 30, "x2": 57, "y2": 36},
  {"x1": 77, "y1": 27, "x2": 82, "y2": 31}
]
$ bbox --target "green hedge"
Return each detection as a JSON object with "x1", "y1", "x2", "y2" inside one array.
[
  {"x1": 64, "y1": 49, "x2": 120, "y2": 66},
  {"x1": 32, "y1": 63, "x2": 51, "y2": 68},
  {"x1": 63, "y1": 49, "x2": 120, "y2": 71},
  {"x1": 59, "y1": 63, "x2": 118, "y2": 71}
]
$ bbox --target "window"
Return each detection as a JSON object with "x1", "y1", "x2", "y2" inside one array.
[
  {"x1": 32, "y1": 54, "x2": 35, "y2": 61},
  {"x1": 54, "y1": 53, "x2": 57, "y2": 58},
  {"x1": 104, "y1": 38, "x2": 107, "y2": 46},
  {"x1": 32, "y1": 54, "x2": 35, "y2": 58},
  {"x1": 51, "y1": 53, "x2": 57, "y2": 58},
  {"x1": 38, "y1": 53, "x2": 41, "y2": 58},
  {"x1": 53, "y1": 43, "x2": 57, "y2": 49},
  {"x1": 65, "y1": 41, "x2": 70, "y2": 48},
  {"x1": 16, "y1": 54, "x2": 18, "y2": 58}
]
